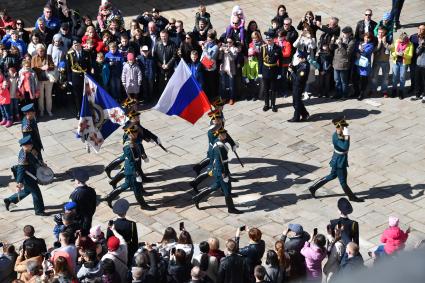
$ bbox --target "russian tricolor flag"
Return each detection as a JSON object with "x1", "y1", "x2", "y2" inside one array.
[{"x1": 154, "y1": 60, "x2": 211, "y2": 124}]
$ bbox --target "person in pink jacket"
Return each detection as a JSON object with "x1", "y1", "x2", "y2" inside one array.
[
  {"x1": 301, "y1": 231, "x2": 327, "y2": 282},
  {"x1": 380, "y1": 216, "x2": 410, "y2": 255}
]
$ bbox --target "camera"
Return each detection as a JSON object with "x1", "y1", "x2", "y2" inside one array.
[
  {"x1": 179, "y1": 222, "x2": 184, "y2": 231},
  {"x1": 240, "y1": 225, "x2": 246, "y2": 231},
  {"x1": 42, "y1": 252, "x2": 51, "y2": 260}
]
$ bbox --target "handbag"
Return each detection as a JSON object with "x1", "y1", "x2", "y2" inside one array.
[
  {"x1": 201, "y1": 56, "x2": 214, "y2": 69},
  {"x1": 355, "y1": 55, "x2": 369, "y2": 68},
  {"x1": 46, "y1": 68, "x2": 59, "y2": 83}
]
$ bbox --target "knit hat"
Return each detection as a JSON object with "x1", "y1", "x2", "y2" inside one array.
[
  {"x1": 89, "y1": 225, "x2": 102, "y2": 240},
  {"x1": 383, "y1": 12, "x2": 391, "y2": 21},
  {"x1": 127, "y1": 52, "x2": 135, "y2": 61},
  {"x1": 107, "y1": 236, "x2": 120, "y2": 251},
  {"x1": 389, "y1": 216, "x2": 399, "y2": 227}
]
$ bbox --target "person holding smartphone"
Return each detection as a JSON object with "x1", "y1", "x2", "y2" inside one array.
[
  {"x1": 308, "y1": 118, "x2": 364, "y2": 202},
  {"x1": 300, "y1": 229, "x2": 327, "y2": 282}
]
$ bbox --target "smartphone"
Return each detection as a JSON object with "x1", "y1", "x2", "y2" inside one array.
[
  {"x1": 108, "y1": 220, "x2": 114, "y2": 227},
  {"x1": 171, "y1": 247, "x2": 176, "y2": 254},
  {"x1": 43, "y1": 252, "x2": 51, "y2": 260},
  {"x1": 179, "y1": 222, "x2": 184, "y2": 231},
  {"x1": 313, "y1": 228, "x2": 318, "y2": 235},
  {"x1": 240, "y1": 225, "x2": 246, "y2": 231},
  {"x1": 315, "y1": 15, "x2": 321, "y2": 22},
  {"x1": 151, "y1": 243, "x2": 157, "y2": 247}
]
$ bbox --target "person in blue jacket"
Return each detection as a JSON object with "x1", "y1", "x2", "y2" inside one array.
[
  {"x1": 353, "y1": 32, "x2": 374, "y2": 100},
  {"x1": 308, "y1": 118, "x2": 364, "y2": 202},
  {"x1": 1, "y1": 29, "x2": 27, "y2": 58},
  {"x1": 34, "y1": 5, "x2": 60, "y2": 34}
]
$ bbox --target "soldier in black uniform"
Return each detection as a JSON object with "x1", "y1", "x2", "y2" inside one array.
[
  {"x1": 106, "y1": 198, "x2": 138, "y2": 267},
  {"x1": 66, "y1": 37, "x2": 92, "y2": 119},
  {"x1": 288, "y1": 51, "x2": 310, "y2": 122},
  {"x1": 69, "y1": 168, "x2": 97, "y2": 233},
  {"x1": 328, "y1": 198, "x2": 359, "y2": 246},
  {"x1": 258, "y1": 29, "x2": 283, "y2": 112}
]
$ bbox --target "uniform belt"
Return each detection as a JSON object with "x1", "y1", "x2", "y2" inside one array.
[
  {"x1": 72, "y1": 69, "x2": 85, "y2": 73},
  {"x1": 334, "y1": 150, "x2": 348, "y2": 155},
  {"x1": 222, "y1": 159, "x2": 229, "y2": 163},
  {"x1": 264, "y1": 62, "x2": 278, "y2": 67}
]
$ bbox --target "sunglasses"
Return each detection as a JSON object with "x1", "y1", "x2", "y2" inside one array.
[
  {"x1": 16, "y1": 22, "x2": 22, "y2": 25},
  {"x1": 365, "y1": 14, "x2": 372, "y2": 16},
  {"x1": 232, "y1": 22, "x2": 239, "y2": 25}
]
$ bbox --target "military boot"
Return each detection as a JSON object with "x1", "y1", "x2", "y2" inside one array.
[
  {"x1": 225, "y1": 196, "x2": 243, "y2": 214},
  {"x1": 193, "y1": 158, "x2": 210, "y2": 175},
  {"x1": 192, "y1": 187, "x2": 215, "y2": 209},
  {"x1": 105, "y1": 187, "x2": 126, "y2": 208},
  {"x1": 105, "y1": 157, "x2": 123, "y2": 179},
  {"x1": 135, "y1": 194, "x2": 156, "y2": 211},
  {"x1": 189, "y1": 171, "x2": 209, "y2": 193},
  {"x1": 342, "y1": 184, "x2": 364, "y2": 202},
  {"x1": 308, "y1": 177, "x2": 328, "y2": 198},
  {"x1": 109, "y1": 171, "x2": 125, "y2": 189}
]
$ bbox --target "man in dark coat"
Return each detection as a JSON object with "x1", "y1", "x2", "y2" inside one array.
[
  {"x1": 280, "y1": 223, "x2": 309, "y2": 280},
  {"x1": 154, "y1": 30, "x2": 176, "y2": 95},
  {"x1": 22, "y1": 225, "x2": 47, "y2": 256},
  {"x1": 69, "y1": 168, "x2": 97, "y2": 233},
  {"x1": 217, "y1": 239, "x2": 250, "y2": 283},
  {"x1": 354, "y1": 9, "x2": 378, "y2": 42},
  {"x1": 106, "y1": 198, "x2": 139, "y2": 266},
  {"x1": 338, "y1": 242, "x2": 365, "y2": 277},
  {"x1": 329, "y1": 198, "x2": 360, "y2": 246}
]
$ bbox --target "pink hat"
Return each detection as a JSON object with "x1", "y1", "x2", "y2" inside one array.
[
  {"x1": 127, "y1": 53, "x2": 135, "y2": 61},
  {"x1": 389, "y1": 216, "x2": 399, "y2": 227},
  {"x1": 89, "y1": 225, "x2": 102, "y2": 240},
  {"x1": 248, "y1": 48, "x2": 256, "y2": 56}
]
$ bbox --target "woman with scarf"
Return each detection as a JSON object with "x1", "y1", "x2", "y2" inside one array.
[
  {"x1": 390, "y1": 32, "x2": 413, "y2": 99},
  {"x1": 47, "y1": 34, "x2": 67, "y2": 108}
]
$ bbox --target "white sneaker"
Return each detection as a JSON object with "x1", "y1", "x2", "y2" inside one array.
[{"x1": 48, "y1": 112, "x2": 53, "y2": 117}]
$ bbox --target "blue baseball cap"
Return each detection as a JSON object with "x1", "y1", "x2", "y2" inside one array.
[
  {"x1": 21, "y1": 103, "x2": 35, "y2": 113},
  {"x1": 383, "y1": 12, "x2": 391, "y2": 21},
  {"x1": 64, "y1": 201, "x2": 77, "y2": 211}
]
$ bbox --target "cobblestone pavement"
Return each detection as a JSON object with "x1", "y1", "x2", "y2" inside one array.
[{"x1": 1, "y1": 0, "x2": 425, "y2": 262}]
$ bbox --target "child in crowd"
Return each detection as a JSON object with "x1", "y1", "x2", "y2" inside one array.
[
  {"x1": 0, "y1": 71, "x2": 13, "y2": 127},
  {"x1": 18, "y1": 59, "x2": 39, "y2": 107},
  {"x1": 121, "y1": 53, "x2": 142, "y2": 101},
  {"x1": 380, "y1": 216, "x2": 410, "y2": 255},
  {"x1": 317, "y1": 43, "x2": 333, "y2": 98},
  {"x1": 137, "y1": 45, "x2": 155, "y2": 103},
  {"x1": 92, "y1": 52, "x2": 110, "y2": 90},
  {"x1": 242, "y1": 47, "x2": 259, "y2": 101},
  {"x1": 104, "y1": 41, "x2": 124, "y2": 101},
  {"x1": 188, "y1": 50, "x2": 203, "y2": 88},
  {"x1": 7, "y1": 66, "x2": 21, "y2": 121}
]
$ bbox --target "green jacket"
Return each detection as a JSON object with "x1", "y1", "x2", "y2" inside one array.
[
  {"x1": 242, "y1": 57, "x2": 259, "y2": 80},
  {"x1": 330, "y1": 132, "x2": 349, "y2": 169},
  {"x1": 119, "y1": 143, "x2": 140, "y2": 176}
]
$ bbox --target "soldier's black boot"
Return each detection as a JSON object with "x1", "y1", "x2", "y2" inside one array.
[
  {"x1": 192, "y1": 187, "x2": 215, "y2": 209},
  {"x1": 342, "y1": 184, "x2": 364, "y2": 202},
  {"x1": 105, "y1": 157, "x2": 123, "y2": 179},
  {"x1": 193, "y1": 158, "x2": 210, "y2": 175},
  {"x1": 189, "y1": 171, "x2": 209, "y2": 193},
  {"x1": 4, "y1": 199, "x2": 11, "y2": 211},
  {"x1": 308, "y1": 177, "x2": 328, "y2": 198},
  {"x1": 271, "y1": 92, "x2": 278, "y2": 112},
  {"x1": 225, "y1": 196, "x2": 243, "y2": 214},
  {"x1": 135, "y1": 194, "x2": 156, "y2": 211},
  {"x1": 109, "y1": 171, "x2": 125, "y2": 189},
  {"x1": 105, "y1": 187, "x2": 126, "y2": 208}
]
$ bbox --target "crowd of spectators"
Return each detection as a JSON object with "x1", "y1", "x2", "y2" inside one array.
[{"x1": 0, "y1": 1, "x2": 424, "y2": 125}]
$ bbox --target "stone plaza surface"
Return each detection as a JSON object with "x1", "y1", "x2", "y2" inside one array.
[{"x1": 1, "y1": 0, "x2": 425, "y2": 261}]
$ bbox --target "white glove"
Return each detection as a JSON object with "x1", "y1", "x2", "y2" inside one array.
[
  {"x1": 68, "y1": 81, "x2": 72, "y2": 86},
  {"x1": 342, "y1": 127, "x2": 349, "y2": 136},
  {"x1": 156, "y1": 137, "x2": 162, "y2": 145},
  {"x1": 258, "y1": 74, "x2": 263, "y2": 78},
  {"x1": 143, "y1": 157, "x2": 150, "y2": 163},
  {"x1": 232, "y1": 142, "x2": 239, "y2": 152},
  {"x1": 244, "y1": 78, "x2": 250, "y2": 84},
  {"x1": 223, "y1": 176, "x2": 229, "y2": 183},
  {"x1": 277, "y1": 75, "x2": 282, "y2": 80}
]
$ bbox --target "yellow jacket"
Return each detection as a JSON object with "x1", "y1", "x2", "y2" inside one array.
[{"x1": 390, "y1": 39, "x2": 414, "y2": 65}]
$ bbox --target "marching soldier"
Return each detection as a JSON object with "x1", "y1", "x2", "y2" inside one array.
[
  {"x1": 104, "y1": 125, "x2": 155, "y2": 210},
  {"x1": 191, "y1": 109, "x2": 238, "y2": 192},
  {"x1": 66, "y1": 37, "x2": 92, "y2": 119},
  {"x1": 106, "y1": 109, "x2": 161, "y2": 188},
  {"x1": 3, "y1": 136, "x2": 46, "y2": 216},
  {"x1": 258, "y1": 29, "x2": 283, "y2": 112},
  {"x1": 287, "y1": 51, "x2": 310, "y2": 122},
  {"x1": 308, "y1": 118, "x2": 364, "y2": 202},
  {"x1": 21, "y1": 104, "x2": 44, "y2": 161},
  {"x1": 192, "y1": 128, "x2": 242, "y2": 214}
]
